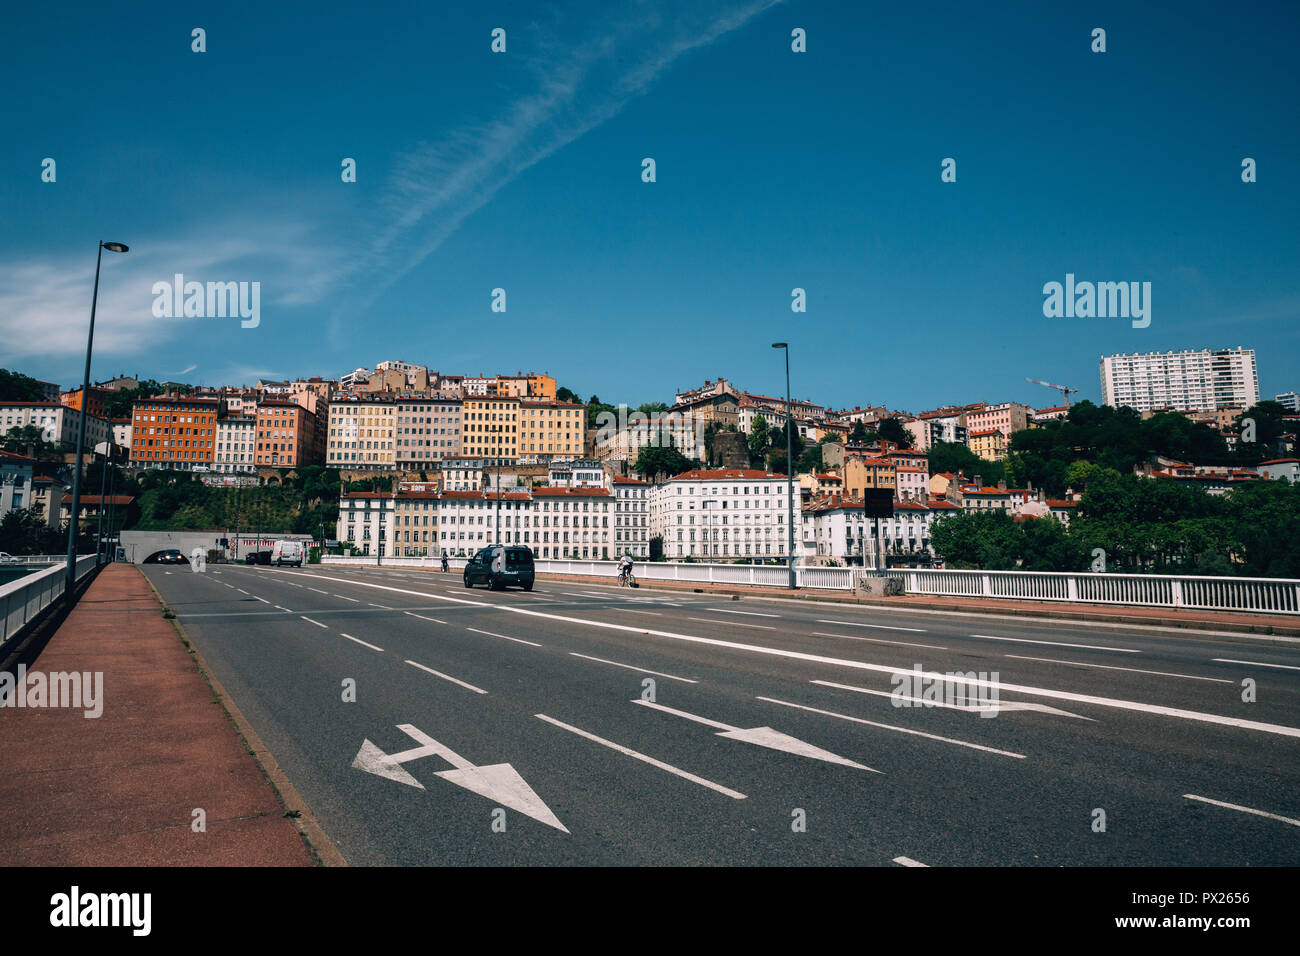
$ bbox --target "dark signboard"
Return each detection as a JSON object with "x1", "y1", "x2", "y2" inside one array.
[{"x1": 863, "y1": 488, "x2": 894, "y2": 519}]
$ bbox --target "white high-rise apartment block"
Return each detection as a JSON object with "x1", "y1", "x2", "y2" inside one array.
[
  {"x1": 214, "y1": 416, "x2": 256, "y2": 473},
  {"x1": 649, "y1": 468, "x2": 796, "y2": 561},
  {"x1": 1099, "y1": 347, "x2": 1259, "y2": 413},
  {"x1": 1275, "y1": 391, "x2": 1299, "y2": 413}
]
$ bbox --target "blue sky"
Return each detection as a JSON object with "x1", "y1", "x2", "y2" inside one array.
[{"x1": 2, "y1": 0, "x2": 1297, "y2": 412}]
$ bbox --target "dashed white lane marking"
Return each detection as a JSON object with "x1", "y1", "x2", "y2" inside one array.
[
  {"x1": 255, "y1": 596, "x2": 271, "y2": 604},
  {"x1": 292, "y1": 571, "x2": 1300, "y2": 740},
  {"x1": 606, "y1": 608, "x2": 662, "y2": 616},
  {"x1": 1006, "y1": 654, "x2": 1232, "y2": 683},
  {"x1": 569, "y1": 652, "x2": 697, "y2": 683},
  {"x1": 708, "y1": 609, "x2": 780, "y2": 618},
  {"x1": 817, "y1": 619, "x2": 927, "y2": 633},
  {"x1": 466, "y1": 627, "x2": 541, "y2": 648},
  {"x1": 335, "y1": 594, "x2": 361, "y2": 602},
  {"x1": 406, "y1": 659, "x2": 487, "y2": 694},
  {"x1": 369, "y1": 603, "x2": 392, "y2": 609},
  {"x1": 893, "y1": 856, "x2": 928, "y2": 867},
  {"x1": 688, "y1": 617, "x2": 776, "y2": 630},
  {"x1": 273, "y1": 605, "x2": 292, "y2": 612},
  {"x1": 340, "y1": 632, "x2": 384, "y2": 652},
  {"x1": 1183, "y1": 794, "x2": 1300, "y2": 828},
  {"x1": 970, "y1": 634, "x2": 1140, "y2": 653},
  {"x1": 307, "y1": 587, "x2": 328, "y2": 594},
  {"x1": 813, "y1": 631, "x2": 948, "y2": 651},
  {"x1": 301, "y1": 616, "x2": 328, "y2": 628},
  {"x1": 535, "y1": 714, "x2": 746, "y2": 800},
  {"x1": 405, "y1": 611, "x2": 449, "y2": 625},
  {"x1": 1212, "y1": 658, "x2": 1300, "y2": 672},
  {"x1": 236, "y1": 588, "x2": 249, "y2": 594},
  {"x1": 757, "y1": 697, "x2": 1026, "y2": 759}
]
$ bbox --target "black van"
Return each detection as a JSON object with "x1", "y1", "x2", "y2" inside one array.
[{"x1": 464, "y1": 545, "x2": 535, "y2": 591}]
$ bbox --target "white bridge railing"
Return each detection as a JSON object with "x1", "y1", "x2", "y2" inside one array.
[
  {"x1": 884, "y1": 568, "x2": 1300, "y2": 616},
  {"x1": 319, "y1": 554, "x2": 1300, "y2": 615},
  {"x1": 1, "y1": 555, "x2": 99, "y2": 648}
]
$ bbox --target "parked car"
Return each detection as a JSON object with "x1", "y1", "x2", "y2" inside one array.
[
  {"x1": 463, "y1": 545, "x2": 535, "y2": 591},
  {"x1": 146, "y1": 549, "x2": 189, "y2": 565},
  {"x1": 0, "y1": 552, "x2": 18, "y2": 564},
  {"x1": 271, "y1": 539, "x2": 304, "y2": 567},
  {"x1": 244, "y1": 550, "x2": 272, "y2": 565}
]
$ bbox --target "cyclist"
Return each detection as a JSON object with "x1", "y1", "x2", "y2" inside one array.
[
  {"x1": 617, "y1": 553, "x2": 635, "y2": 586},
  {"x1": 441, "y1": 553, "x2": 450, "y2": 572}
]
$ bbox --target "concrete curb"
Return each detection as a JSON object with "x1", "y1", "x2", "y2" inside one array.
[{"x1": 145, "y1": 573, "x2": 348, "y2": 867}]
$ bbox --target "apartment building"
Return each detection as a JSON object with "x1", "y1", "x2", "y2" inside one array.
[
  {"x1": 327, "y1": 396, "x2": 396, "y2": 470},
  {"x1": 253, "y1": 400, "x2": 320, "y2": 468},
  {"x1": 395, "y1": 397, "x2": 462, "y2": 470},
  {"x1": 129, "y1": 396, "x2": 220, "y2": 470},
  {"x1": 802, "y1": 495, "x2": 957, "y2": 567},
  {"x1": 594, "y1": 411, "x2": 706, "y2": 466},
  {"x1": 649, "y1": 468, "x2": 794, "y2": 561},
  {"x1": 613, "y1": 476, "x2": 650, "y2": 558},
  {"x1": 965, "y1": 402, "x2": 1030, "y2": 440},
  {"x1": 214, "y1": 416, "x2": 256, "y2": 473},
  {"x1": 393, "y1": 487, "x2": 441, "y2": 556},
  {"x1": 0, "y1": 450, "x2": 35, "y2": 519},
  {"x1": 61, "y1": 386, "x2": 110, "y2": 420},
  {"x1": 905, "y1": 409, "x2": 970, "y2": 451},
  {"x1": 841, "y1": 456, "x2": 896, "y2": 499},
  {"x1": 1100, "y1": 347, "x2": 1259, "y2": 412},
  {"x1": 440, "y1": 457, "x2": 484, "y2": 491},
  {"x1": 1, "y1": 402, "x2": 111, "y2": 453},
  {"x1": 519, "y1": 400, "x2": 584, "y2": 462},
  {"x1": 461, "y1": 395, "x2": 520, "y2": 465},
  {"x1": 968, "y1": 428, "x2": 1008, "y2": 461},
  {"x1": 336, "y1": 491, "x2": 394, "y2": 555}
]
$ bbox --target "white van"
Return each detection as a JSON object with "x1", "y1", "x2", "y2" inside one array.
[{"x1": 271, "y1": 539, "x2": 304, "y2": 567}]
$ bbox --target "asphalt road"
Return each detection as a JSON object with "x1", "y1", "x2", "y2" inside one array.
[{"x1": 141, "y1": 562, "x2": 1300, "y2": 866}]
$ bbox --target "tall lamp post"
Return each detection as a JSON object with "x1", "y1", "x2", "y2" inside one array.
[
  {"x1": 66, "y1": 241, "x2": 128, "y2": 601},
  {"x1": 772, "y1": 343, "x2": 796, "y2": 589}
]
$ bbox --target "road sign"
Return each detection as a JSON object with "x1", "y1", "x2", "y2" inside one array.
[
  {"x1": 352, "y1": 723, "x2": 568, "y2": 832},
  {"x1": 863, "y1": 488, "x2": 893, "y2": 518}
]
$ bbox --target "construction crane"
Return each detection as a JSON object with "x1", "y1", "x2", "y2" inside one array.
[{"x1": 1026, "y1": 378, "x2": 1078, "y2": 407}]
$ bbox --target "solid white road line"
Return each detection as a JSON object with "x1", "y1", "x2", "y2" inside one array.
[
  {"x1": 893, "y1": 856, "x2": 928, "y2": 867},
  {"x1": 606, "y1": 608, "x2": 662, "y2": 616},
  {"x1": 406, "y1": 659, "x2": 487, "y2": 694},
  {"x1": 301, "y1": 616, "x2": 328, "y2": 628},
  {"x1": 535, "y1": 714, "x2": 747, "y2": 799},
  {"x1": 812, "y1": 631, "x2": 948, "y2": 651},
  {"x1": 274, "y1": 605, "x2": 292, "y2": 612},
  {"x1": 708, "y1": 609, "x2": 780, "y2": 618},
  {"x1": 757, "y1": 696, "x2": 1026, "y2": 759},
  {"x1": 1212, "y1": 658, "x2": 1300, "y2": 672},
  {"x1": 335, "y1": 595, "x2": 361, "y2": 602},
  {"x1": 405, "y1": 611, "x2": 449, "y2": 625},
  {"x1": 369, "y1": 603, "x2": 392, "y2": 609},
  {"x1": 1183, "y1": 794, "x2": 1300, "y2": 828},
  {"x1": 294, "y1": 571, "x2": 1300, "y2": 740},
  {"x1": 817, "y1": 619, "x2": 927, "y2": 633},
  {"x1": 811, "y1": 680, "x2": 1092, "y2": 720},
  {"x1": 971, "y1": 634, "x2": 1140, "y2": 653},
  {"x1": 466, "y1": 627, "x2": 541, "y2": 648},
  {"x1": 1006, "y1": 654, "x2": 1232, "y2": 683},
  {"x1": 340, "y1": 632, "x2": 384, "y2": 652},
  {"x1": 688, "y1": 617, "x2": 776, "y2": 630},
  {"x1": 569, "y1": 652, "x2": 697, "y2": 683}
]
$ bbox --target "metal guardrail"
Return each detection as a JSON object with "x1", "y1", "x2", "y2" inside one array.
[
  {"x1": 0, "y1": 555, "x2": 99, "y2": 648},
  {"x1": 0, "y1": 554, "x2": 66, "y2": 565},
  {"x1": 885, "y1": 568, "x2": 1300, "y2": 616},
  {"x1": 319, "y1": 554, "x2": 1300, "y2": 614}
]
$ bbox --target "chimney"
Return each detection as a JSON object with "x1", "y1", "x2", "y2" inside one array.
[
  {"x1": 973, "y1": 474, "x2": 982, "y2": 488},
  {"x1": 998, "y1": 478, "x2": 1006, "y2": 492}
]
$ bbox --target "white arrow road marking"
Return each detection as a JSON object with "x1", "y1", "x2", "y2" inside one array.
[
  {"x1": 810, "y1": 680, "x2": 1093, "y2": 720},
  {"x1": 631, "y1": 699, "x2": 876, "y2": 772},
  {"x1": 536, "y1": 714, "x2": 746, "y2": 799},
  {"x1": 351, "y1": 724, "x2": 567, "y2": 832}
]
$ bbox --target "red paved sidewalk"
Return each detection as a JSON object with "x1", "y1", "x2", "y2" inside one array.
[
  {"x1": 0, "y1": 564, "x2": 316, "y2": 866},
  {"x1": 531, "y1": 571, "x2": 1300, "y2": 638}
]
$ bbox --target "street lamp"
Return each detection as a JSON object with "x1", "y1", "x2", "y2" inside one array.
[
  {"x1": 772, "y1": 343, "x2": 796, "y2": 589},
  {"x1": 66, "y1": 241, "x2": 128, "y2": 601}
]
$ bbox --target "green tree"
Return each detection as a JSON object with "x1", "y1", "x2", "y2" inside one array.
[
  {"x1": 0, "y1": 369, "x2": 47, "y2": 403},
  {"x1": 876, "y1": 417, "x2": 913, "y2": 449}
]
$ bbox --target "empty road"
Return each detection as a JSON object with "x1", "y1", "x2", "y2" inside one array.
[{"x1": 141, "y1": 562, "x2": 1300, "y2": 866}]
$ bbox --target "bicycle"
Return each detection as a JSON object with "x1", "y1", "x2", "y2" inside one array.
[{"x1": 618, "y1": 569, "x2": 636, "y2": 587}]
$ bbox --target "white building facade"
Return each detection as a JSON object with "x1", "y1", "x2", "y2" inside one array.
[{"x1": 1100, "y1": 347, "x2": 1259, "y2": 412}]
